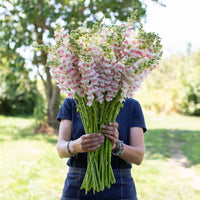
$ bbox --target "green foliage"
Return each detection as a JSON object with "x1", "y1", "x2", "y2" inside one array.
[
  {"x1": 135, "y1": 50, "x2": 200, "y2": 116},
  {"x1": 0, "y1": 0, "x2": 161, "y2": 66},
  {"x1": 0, "y1": 57, "x2": 38, "y2": 115},
  {"x1": 0, "y1": 0, "x2": 162, "y2": 126},
  {"x1": 33, "y1": 91, "x2": 47, "y2": 126}
]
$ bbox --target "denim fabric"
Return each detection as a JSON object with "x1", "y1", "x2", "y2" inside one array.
[{"x1": 61, "y1": 167, "x2": 138, "y2": 200}]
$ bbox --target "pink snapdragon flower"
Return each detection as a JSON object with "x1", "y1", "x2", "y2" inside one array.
[{"x1": 46, "y1": 21, "x2": 162, "y2": 104}]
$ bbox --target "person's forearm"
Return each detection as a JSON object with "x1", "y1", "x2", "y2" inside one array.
[
  {"x1": 119, "y1": 144, "x2": 144, "y2": 165},
  {"x1": 57, "y1": 140, "x2": 77, "y2": 158}
]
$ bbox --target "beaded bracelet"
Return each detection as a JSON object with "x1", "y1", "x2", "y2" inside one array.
[
  {"x1": 66, "y1": 141, "x2": 76, "y2": 157},
  {"x1": 112, "y1": 140, "x2": 125, "y2": 156}
]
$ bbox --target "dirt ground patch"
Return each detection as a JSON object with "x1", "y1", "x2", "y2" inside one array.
[{"x1": 166, "y1": 144, "x2": 200, "y2": 191}]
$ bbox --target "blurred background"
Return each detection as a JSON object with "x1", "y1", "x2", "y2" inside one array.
[{"x1": 0, "y1": 0, "x2": 200, "y2": 199}]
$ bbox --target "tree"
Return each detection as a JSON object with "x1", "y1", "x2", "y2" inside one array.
[
  {"x1": 0, "y1": 0, "x2": 162, "y2": 127},
  {"x1": 0, "y1": 51, "x2": 37, "y2": 115}
]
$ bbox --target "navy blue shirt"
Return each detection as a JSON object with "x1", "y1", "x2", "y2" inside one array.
[{"x1": 57, "y1": 98, "x2": 146, "y2": 169}]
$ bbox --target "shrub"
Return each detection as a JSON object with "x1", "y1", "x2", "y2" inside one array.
[{"x1": 135, "y1": 51, "x2": 200, "y2": 116}]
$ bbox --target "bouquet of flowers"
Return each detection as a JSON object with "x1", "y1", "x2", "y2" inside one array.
[{"x1": 38, "y1": 16, "x2": 162, "y2": 194}]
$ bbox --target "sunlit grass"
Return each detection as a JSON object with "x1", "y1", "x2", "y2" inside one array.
[
  {"x1": 0, "y1": 115, "x2": 66, "y2": 200},
  {"x1": 133, "y1": 112, "x2": 200, "y2": 200},
  {"x1": 133, "y1": 159, "x2": 200, "y2": 200},
  {"x1": 0, "y1": 114, "x2": 200, "y2": 200}
]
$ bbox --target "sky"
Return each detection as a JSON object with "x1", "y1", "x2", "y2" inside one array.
[
  {"x1": 8, "y1": 0, "x2": 200, "y2": 63},
  {"x1": 143, "y1": 0, "x2": 200, "y2": 57}
]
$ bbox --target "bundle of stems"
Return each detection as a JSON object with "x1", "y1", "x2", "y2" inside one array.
[{"x1": 75, "y1": 90, "x2": 123, "y2": 194}]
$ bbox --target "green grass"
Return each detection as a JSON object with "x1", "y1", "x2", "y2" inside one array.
[
  {"x1": 144, "y1": 113, "x2": 200, "y2": 164},
  {"x1": 0, "y1": 116, "x2": 66, "y2": 200},
  {"x1": 133, "y1": 112, "x2": 200, "y2": 200},
  {"x1": 0, "y1": 114, "x2": 200, "y2": 200}
]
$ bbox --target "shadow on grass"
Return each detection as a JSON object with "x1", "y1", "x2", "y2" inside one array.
[
  {"x1": 145, "y1": 129, "x2": 200, "y2": 166},
  {"x1": 1, "y1": 115, "x2": 199, "y2": 166},
  {"x1": 0, "y1": 123, "x2": 58, "y2": 144}
]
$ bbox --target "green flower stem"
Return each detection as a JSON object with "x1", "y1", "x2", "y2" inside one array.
[{"x1": 75, "y1": 92, "x2": 123, "y2": 194}]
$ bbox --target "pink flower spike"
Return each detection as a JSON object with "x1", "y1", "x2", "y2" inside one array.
[
  {"x1": 87, "y1": 99, "x2": 93, "y2": 106},
  {"x1": 67, "y1": 63, "x2": 72, "y2": 67},
  {"x1": 124, "y1": 40, "x2": 128, "y2": 44},
  {"x1": 130, "y1": 50, "x2": 135, "y2": 54},
  {"x1": 72, "y1": 73, "x2": 78, "y2": 78},
  {"x1": 73, "y1": 85, "x2": 78, "y2": 90},
  {"x1": 124, "y1": 52, "x2": 129, "y2": 56},
  {"x1": 148, "y1": 48, "x2": 152, "y2": 53},
  {"x1": 132, "y1": 66, "x2": 136, "y2": 70},
  {"x1": 114, "y1": 43, "x2": 118, "y2": 47},
  {"x1": 65, "y1": 54, "x2": 70, "y2": 58},
  {"x1": 95, "y1": 90, "x2": 101, "y2": 96},
  {"x1": 71, "y1": 56, "x2": 76, "y2": 60},
  {"x1": 66, "y1": 69, "x2": 74, "y2": 74},
  {"x1": 137, "y1": 51, "x2": 143, "y2": 57},
  {"x1": 118, "y1": 65, "x2": 123, "y2": 72},
  {"x1": 145, "y1": 54, "x2": 150, "y2": 58},
  {"x1": 132, "y1": 40, "x2": 136, "y2": 45},
  {"x1": 67, "y1": 81, "x2": 73, "y2": 85},
  {"x1": 83, "y1": 77, "x2": 89, "y2": 80},
  {"x1": 91, "y1": 62, "x2": 95, "y2": 67},
  {"x1": 91, "y1": 79, "x2": 97, "y2": 84},
  {"x1": 88, "y1": 93, "x2": 94, "y2": 99},
  {"x1": 67, "y1": 93, "x2": 73, "y2": 98}
]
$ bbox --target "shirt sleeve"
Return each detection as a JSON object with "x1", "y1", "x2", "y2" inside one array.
[
  {"x1": 130, "y1": 100, "x2": 147, "y2": 133},
  {"x1": 57, "y1": 98, "x2": 72, "y2": 121}
]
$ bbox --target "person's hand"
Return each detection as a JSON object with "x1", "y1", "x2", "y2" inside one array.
[
  {"x1": 102, "y1": 122, "x2": 119, "y2": 149},
  {"x1": 71, "y1": 133, "x2": 104, "y2": 154}
]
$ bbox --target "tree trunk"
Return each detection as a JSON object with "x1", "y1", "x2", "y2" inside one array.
[
  {"x1": 47, "y1": 84, "x2": 60, "y2": 128},
  {"x1": 41, "y1": 49, "x2": 60, "y2": 129}
]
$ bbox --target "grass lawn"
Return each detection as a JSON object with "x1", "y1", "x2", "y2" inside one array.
[
  {"x1": 0, "y1": 113, "x2": 200, "y2": 200},
  {"x1": 134, "y1": 112, "x2": 200, "y2": 200}
]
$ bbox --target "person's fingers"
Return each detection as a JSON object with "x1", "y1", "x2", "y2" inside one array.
[
  {"x1": 102, "y1": 122, "x2": 119, "y2": 144},
  {"x1": 82, "y1": 133, "x2": 102, "y2": 139},
  {"x1": 84, "y1": 138, "x2": 104, "y2": 148},
  {"x1": 86, "y1": 143, "x2": 103, "y2": 152},
  {"x1": 109, "y1": 122, "x2": 119, "y2": 129},
  {"x1": 104, "y1": 133, "x2": 118, "y2": 144},
  {"x1": 80, "y1": 133, "x2": 104, "y2": 151},
  {"x1": 82, "y1": 133, "x2": 104, "y2": 144},
  {"x1": 102, "y1": 124, "x2": 118, "y2": 136}
]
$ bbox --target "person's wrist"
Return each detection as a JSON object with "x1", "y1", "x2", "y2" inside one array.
[
  {"x1": 66, "y1": 141, "x2": 76, "y2": 157},
  {"x1": 112, "y1": 140, "x2": 125, "y2": 156},
  {"x1": 112, "y1": 142, "x2": 117, "y2": 150},
  {"x1": 112, "y1": 140, "x2": 120, "y2": 153}
]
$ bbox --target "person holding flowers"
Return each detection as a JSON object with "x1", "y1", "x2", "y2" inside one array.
[
  {"x1": 56, "y1": 97, "x2": 146, "y2": 200},
  {"x1": 36, "y1": 15, "x2": 162, "y2": 200}
]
